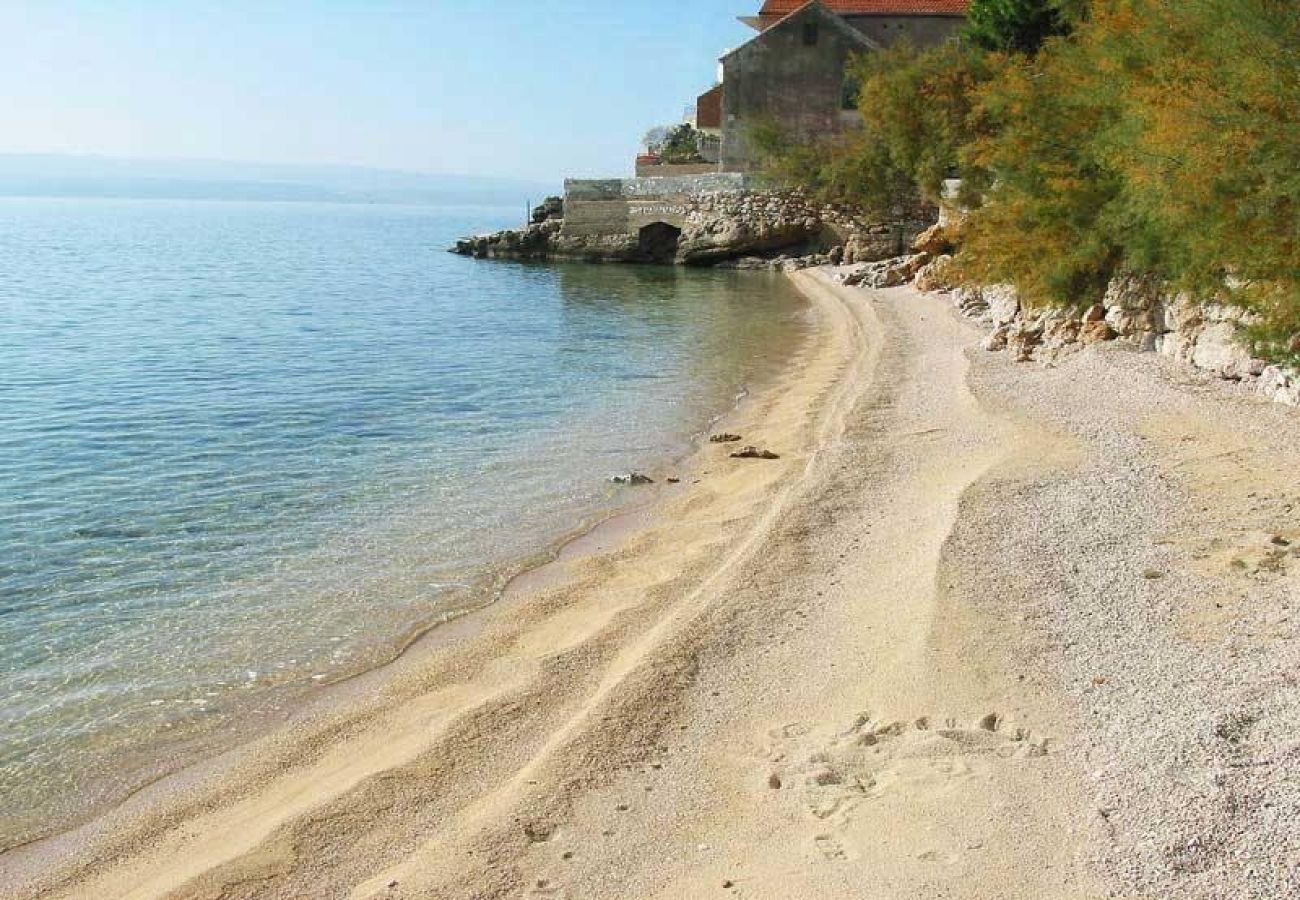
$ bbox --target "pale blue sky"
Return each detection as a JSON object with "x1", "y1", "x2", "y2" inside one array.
[{"x1": 2, "y1": 1, "x2": 755, "y2": 182}]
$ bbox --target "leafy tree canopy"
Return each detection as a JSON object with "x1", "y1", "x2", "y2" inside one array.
[{"x1": 964, "y1": 0, "x2": 1074, "y2": 55}]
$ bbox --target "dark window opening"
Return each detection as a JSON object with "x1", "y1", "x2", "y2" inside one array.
[
  {"x1": 803, "y1": 23, "x2": 819, "y2": 46},
  {"x1": 842, "y1": 73, "x2": 861, "y2": 110}
]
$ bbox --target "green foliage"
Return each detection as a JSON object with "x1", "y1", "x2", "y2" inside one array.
[
  {"x1": 751, "y1": 42, "x2": 990, "y2": 213},
  {"x1": 755, "y1": 0, "x2": 1300, "y2": 358},
  {"x1": 644, "y1": 124, "x2": 709, "y2": 164},
  {"x1": 964, "y1": 0, "x2": 1075, "y2": 55},
  {"x1": 958, "y1": 37, "x2": 1128, "y2": 304},
  {"x1": 963, "y1": 0, "x2": 1300, "y2": 335}
]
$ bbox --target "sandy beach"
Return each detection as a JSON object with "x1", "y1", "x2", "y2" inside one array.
[{"x1": 6, "y1": 270, "x2": 1299, "y2": 899}]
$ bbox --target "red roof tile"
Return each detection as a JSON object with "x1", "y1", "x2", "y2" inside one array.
[{"x1": 759, "y1": 0, "x2": 969, "y2": 14}]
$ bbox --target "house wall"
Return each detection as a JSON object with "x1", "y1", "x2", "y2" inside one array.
[
  {"x1": 840, "y1": 15, "x2": 965, "y2": 48},
  {"x1": 719, "y1": 9, "x2": 966, "y2": 172},
  {"x1": 721, "y1": 5, "x2": 866, "y2": 172},
  {"x1": 696, "y1": 84, "x2": 724, "y2": 132}
]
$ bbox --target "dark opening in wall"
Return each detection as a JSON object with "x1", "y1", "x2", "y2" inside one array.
[
  {"x1": 803, "y1": 23, "x2": 819, "y2": 46},
  {"x1": 637, "y1": 222, "x2": 682, "y2": 263}
]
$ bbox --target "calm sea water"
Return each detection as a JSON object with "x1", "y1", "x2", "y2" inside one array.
[{"x1": 0, "y1": 197, "x2": 806, "y2": 847}]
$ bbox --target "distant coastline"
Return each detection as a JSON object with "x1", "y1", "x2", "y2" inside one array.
[{"x1": 0, "y1": 154, "x2": 556, "y2": 206}]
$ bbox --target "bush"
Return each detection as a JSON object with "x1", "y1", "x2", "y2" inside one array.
[
  {"x1": 643, "y1": 124, "x2": 709, "y2": 165},
  {"x1": 755, "y1": 0, "x2": 1300, "y2": 359},
  {"x1": 964, "y1": 0, "x2": 1076, "y2": 55},
  {"x1": 751, "y1": 41, "x2": 991, "y2": 214},
  {"x1": 961, "y1": 0, "x2": 1300, "y2": 334}
]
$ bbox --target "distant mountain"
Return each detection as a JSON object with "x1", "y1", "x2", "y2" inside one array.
[{"x1": 0, "y1": 155, "x2": 557, "y2": 206}]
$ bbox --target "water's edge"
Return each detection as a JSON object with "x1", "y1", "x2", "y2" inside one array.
[{"x1": 2, "y1": 266, "x2": 811, "y2": 856}]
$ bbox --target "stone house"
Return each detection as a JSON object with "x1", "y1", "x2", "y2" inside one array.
[{"x1": 701, "y1": 0, "x2": 969, "y2": 172}]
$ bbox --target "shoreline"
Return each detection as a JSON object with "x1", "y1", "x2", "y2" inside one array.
[
  {"x1": 0, "y1": 265, "x2": 810, "y2": 858},
  {"x1": 0, "y1": 271, "x2": 853, "y2": 899},
  {"x1": 9, "y1": 269, "x2": 1297, "y2": 898}
]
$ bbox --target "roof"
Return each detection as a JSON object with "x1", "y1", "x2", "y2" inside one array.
[
  {"x1": 758, "y1": 0, "x2": 969, "y2": 14},
  {"x1": 724, "y1": 1, "x2": 881, "y2": 59}
]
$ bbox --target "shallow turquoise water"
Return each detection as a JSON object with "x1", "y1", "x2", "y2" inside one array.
[{"x1": 0, "y1": 198, "x2": 806, "y2": 846}]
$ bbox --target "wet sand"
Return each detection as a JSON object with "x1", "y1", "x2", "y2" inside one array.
[{"x1": 6, "y1": 270, "x2": 1298, "y2": 899}]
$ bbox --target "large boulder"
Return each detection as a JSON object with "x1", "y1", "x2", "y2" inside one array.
[{"x1": 1191, "y1": 322, "x2": 1267, "y2": 379}]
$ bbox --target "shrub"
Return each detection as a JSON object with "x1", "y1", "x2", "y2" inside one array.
[
  {"x1": 751, "y1": 42, "x2": 991, "y2": 214},
  {"x1": 964, "y1": 0, "x2": 1076, "y2": 55}
]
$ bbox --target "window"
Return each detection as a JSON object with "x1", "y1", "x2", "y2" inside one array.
[
  {"x1": 842, "y1": 73, "x2": 860, "y2": 110},
  {"x1": 802, "y1": 23, "x2": 819, "y2": 46}
]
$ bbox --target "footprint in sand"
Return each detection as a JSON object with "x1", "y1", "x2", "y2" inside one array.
[
  {"x1": 524, "y1": 877, "x2": 567, "y2": 898},
  {"x1": 766, "y1": 711, "x2": 1050, "y2": 837},
  {"x1": 814, "y1": 833, "x2": 851, "y2": 861}
]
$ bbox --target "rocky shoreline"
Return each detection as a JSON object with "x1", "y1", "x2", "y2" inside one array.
[
  {"x1": 451, "y1": 191, "x2": 933, "y2": 268},
  {"x1": 823, "y1": 225, "x2": 1300, "y2": 408},
  {"x1": 454, "y1": 192, "x2": 1298, "y2": 409}
]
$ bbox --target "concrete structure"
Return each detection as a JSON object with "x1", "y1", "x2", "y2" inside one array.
[
  {"x1": 562, "y1": 173, "x2": 752, "y2": 243},
  {"x1": 712, "y1": 0, "x2": 968, "y2": 171}
]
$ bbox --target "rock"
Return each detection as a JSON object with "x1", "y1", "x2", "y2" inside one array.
[
  {"x1": 450, "y1": 219, "x2": 564, "y2": 261},
  {"x1": 842, "y1": 254, "x2": 929, "y2": 289},
  {"x1": 914, "y1": 254, "x2": 957, "y2": 293},
  {"x1": 710, "y1": 433, "x2": 743, "y2": 443},
  {"x1": 983, "y1": 285, "x2": 1021, "y2": 328},
  {"x1": 1258, "y1": 365, "x2": 1300, "y2": 406},
  {"x1": 983, "y1": 325, "x2": 1011, "y2": 352},
  {"x1": 716, "y1": 256, "x2": 770, "y2": 270},
  {"x1": 843, "y1": 232, "x2": 901, "y2": 265},
  {"x1": 1080, "y1": 320, "x2": 1116, "y2": 344},
  {"x1": 955, "y1": 286, "x2": 989, "y2": 319},
  {"x1": 1040, "y1": 309, "x2": 1082, "y2": 349},
  {"x1": 731, "y1": 446, "x2": 780, "y2": 460},
  {"x1": 611, "y1": 473, "x2": 655, "y2": 485},
  {"x1": 1191, "y1": 322, "x2": 1266, "y2": 379},
  {"x1": 530, "y1": 196, "x2": 564, "y2": 224},
  {"x1": 1082, "y1": 304, "x2": 1107, "y2": 323},
  {"x1": 911, "y1": 223, "x2": 952, "y2": 256},
  {"x1": 1006, "y1": 323, "x2": 1043, "y2": 362}
]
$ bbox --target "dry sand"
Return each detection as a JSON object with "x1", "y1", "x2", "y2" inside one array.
[{"x1": 4, "y1": 271, "x2": 1298, "y2": 899}]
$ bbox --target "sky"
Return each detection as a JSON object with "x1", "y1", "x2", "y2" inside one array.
[{"x1": 1, "y1": 1, "x2": 756, "y2": 183}]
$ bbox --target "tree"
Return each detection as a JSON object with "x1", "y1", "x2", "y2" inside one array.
[
  {"x1": 642, "y1": 124, "x2": 707, "y2": 164},
  {"x1": 964, "y1": 0, "x2": 1073, "y2": 55},
  {"x1": 750, "y1": 42, "x2": 991, "y2": 213},
  {"x1": 641, "y1": 126, "x2": 672, "y2": 153}
]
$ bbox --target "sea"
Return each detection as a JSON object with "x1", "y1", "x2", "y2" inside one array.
[{"x1": 0, "y1": 197, "x2": 807, "y2": 848}]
